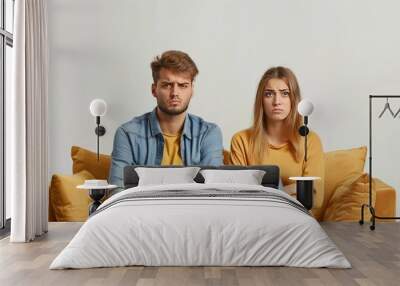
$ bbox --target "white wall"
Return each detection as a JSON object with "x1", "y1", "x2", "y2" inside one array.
[{"x1": 48, "y1": 0, "x2": 400, "y2": 214}]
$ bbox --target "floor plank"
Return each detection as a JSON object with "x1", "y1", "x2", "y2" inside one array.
[{"x1": 0, "y1": 222, "x2": 399, "y2": 286}]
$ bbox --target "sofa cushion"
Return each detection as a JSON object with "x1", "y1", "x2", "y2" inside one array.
[
  {"x1": 324, "y1": 146, "x2": 367, "y2": 199},
  {"x1": 49, "y1": 170, "x2": 94, "y2": 222},
  {"x1": 71, "y1": 146, "x2": 111, "y2": 179}
]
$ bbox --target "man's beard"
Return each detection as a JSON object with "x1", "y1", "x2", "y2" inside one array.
[{"x1": 157, "y1": 101, "x2": 189, "y2": 116}]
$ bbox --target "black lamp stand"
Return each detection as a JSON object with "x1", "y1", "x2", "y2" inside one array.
[
  {"x1": 299, "y1": 116, "x2": 309, "y2": 162},
  {"x1": 359, "y1": 95, "x2": 400, "y2": 230},
  {"x1": 94, "y1": 116, "x2": 106, "y2": 161},
  {"x1": 294, "y1": 115, "x2": 314, "y2": 209}
]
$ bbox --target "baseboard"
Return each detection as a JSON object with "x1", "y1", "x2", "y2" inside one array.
[{"x1": 0, "y1": 218, "x2": 11, "y2": 239}]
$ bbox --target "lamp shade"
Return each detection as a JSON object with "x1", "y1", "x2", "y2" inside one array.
[
  {"x1": 89, "y1": 99, "x2": 107, "y2": 117},
  {"x1": 297, "y1": 99, "x2": 314, "y2": 116}
]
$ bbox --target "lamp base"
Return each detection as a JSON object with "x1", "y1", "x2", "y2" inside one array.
[
  {"x1": 95, "y1": 125, "x2": 106, "y2": 136},
  {"x1": 298, "y1": 125, "x2": 309, "y2": 136}
]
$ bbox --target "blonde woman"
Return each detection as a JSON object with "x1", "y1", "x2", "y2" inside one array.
[{"x1": 230, "y1": 66, "x2": 324, "y2": 210}]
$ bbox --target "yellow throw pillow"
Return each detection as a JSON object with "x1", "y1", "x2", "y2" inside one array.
[
  {"x1": 324, "y1": 146, "x2": 367, "y2": 197},
  {"x1": 323, "y1": 173, "x2": 376, "y2": 221},
  {"x1": 49, "y1": 170, "x2": 94, "y2": 222},
  {"x1": 71, "y1": 146, "x2": 111, "y2": 179},
  {"x1": 313, "y1": 146, "x2": 367, "y2": 220}
]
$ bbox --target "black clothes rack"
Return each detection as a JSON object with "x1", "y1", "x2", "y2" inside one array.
[{"x1": 360, "y1": 95, "x2": 400, "y2": 230}]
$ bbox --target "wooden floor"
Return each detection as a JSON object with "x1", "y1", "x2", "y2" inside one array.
[{"x1": 0, "y1": 222, "x2": 399, "y2": 286}]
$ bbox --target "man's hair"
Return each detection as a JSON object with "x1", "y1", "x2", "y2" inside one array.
[{"x1": 151, "y1": 50, "x2": 199, "y2": 83}]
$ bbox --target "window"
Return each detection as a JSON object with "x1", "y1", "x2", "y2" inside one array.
[{"x1": 0, "y1": 0, "x2": 14, "y2": 234}]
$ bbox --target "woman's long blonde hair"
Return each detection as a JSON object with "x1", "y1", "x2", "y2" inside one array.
[{"x1": 249, "y1": 66, "x2": 303, "y2": 164}]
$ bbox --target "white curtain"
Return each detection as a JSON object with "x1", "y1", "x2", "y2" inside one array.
[{"x1": 9, "y1": 0, "x2": 49, "y2": 242}]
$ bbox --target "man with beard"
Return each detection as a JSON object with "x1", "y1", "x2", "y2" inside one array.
[{"x1": 109, "y1": 50, "x2": 223, "y2": 189}]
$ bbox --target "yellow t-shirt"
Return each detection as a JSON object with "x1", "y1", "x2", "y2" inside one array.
[
  {"x1": 161, "y1": 132, "x2": 183, "y2": 165},
  {"x1": 229, "y1": 128, "x2": 325, "y2": 209}
]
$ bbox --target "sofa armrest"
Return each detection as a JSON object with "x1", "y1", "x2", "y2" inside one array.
[
  {"x1": 374, "y1": 178, "x2": 396, "y2": 218},
  {"x1": 321, "y1": 173, "x2": 392, "y2": 222}
]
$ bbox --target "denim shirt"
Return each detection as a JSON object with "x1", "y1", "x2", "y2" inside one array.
[{"x1": 108, "y1": 109, "x2": 223, "y2": 188}]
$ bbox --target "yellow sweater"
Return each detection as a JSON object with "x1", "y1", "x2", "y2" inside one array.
[
  {"x1": 161, "y1": 132, "x2": 183, "y2": 165},
  {"x1": 230, "y1": 129, "x2": 325, "y2": 209}
]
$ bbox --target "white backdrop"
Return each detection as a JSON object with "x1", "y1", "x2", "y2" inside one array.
[{"x1": 47, "y1": 0, "x2": 400, "y2": 214}]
